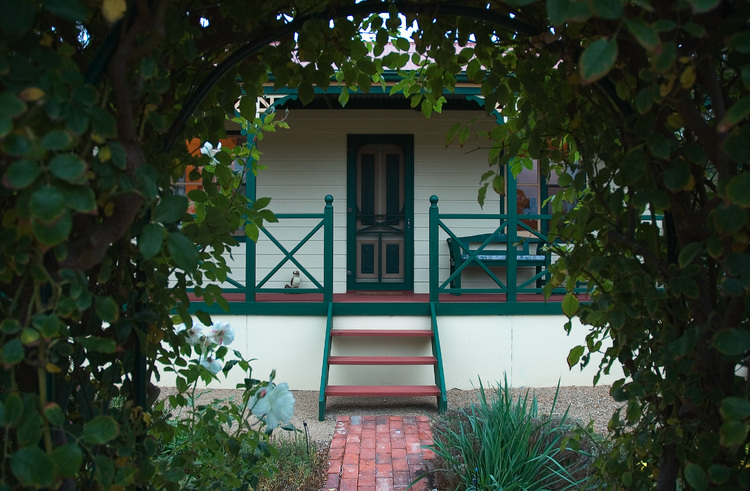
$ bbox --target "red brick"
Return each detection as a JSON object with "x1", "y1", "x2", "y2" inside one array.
[
  {"x1": 422, "y1": 448, "x2": 435, "y2": 460},
  {"x1": 391, "y1": 448, "x2": 407, "y2": 459},
  {"x1": 338, "y1": 415, "x2": 351, "y2": 422},
  {"x1": 327, "y1": 459, "x2": 342, "y2": 474},
  {"x1": 415, "y1": 415, "x2": 429, "y2": 422},
  {"x1": 347, "y1": 434, "x2": 361, "y2": 444},
  {"x1": 393, "y1": 471, "x2": 412, "y2": 486},
  {"x1": 362, "y1": 429, "x2": 376, "y2": 439},
  {"x1": 329, "y1": 447, "x2": 344, "y2": 459},
  {"x1": 325, "y1": 474, "x2": 340, "y2": 489},
  {"x1": 375, "y1": 477, "x2": 394, "y2": 491},
  {"x1": 340, "y1": 477, "x2": 358, "y2": 491},
  {"x1": 375, "y1": 463, "x2": 392, "y2": 476},
  {"x1": 345, "y1": 443, "x2": 361, "y2": 455},
  {"x1": 407, "y1": 453, "x2": 423, "y2": 465},
  {"x1": 342, "y1": 464, "x2": 359, "y2": 479},
  {"x1": 392, "y1": 458, "x2": 409, "y2": 472},
  {"x1": 349, "y1": 425, "x2": 363, "y2": 435},
  {"x1": 360, "y1": 447, "x2": 376, "y2": 460},
  {"x1": 344, "y1": 452, "x2": 360, "y2": 465},
  {"x1": 375, "y1": 452, "x2": 392, "y2": 464},
  {"x1": 331, "y1": 436, "x2": 346, "y2": 448},
  {"x1": 358, "y1": 487, "x2": 375, "y2": 491},
  {"x1": 358, "y1": 471, "x2": 376, "y2": 486},
  {"x1": 361, "y1": 437, "x2": 376, "y2": 449},
  {"x1": 391, "y1": 437, "x2": 406, "y2": 449},
  {"x1": 376, "y1": 442, "x2": 390, "y2": 453},
  {"x1": 418, "y1": 429, "x2": 432, "y2": 440},
  {"x1": 360, "y1": 458, "x2": 376, "y2": 472},
  {"x1": 406, "y1": 442, "x2": 422, "y2": 454}
]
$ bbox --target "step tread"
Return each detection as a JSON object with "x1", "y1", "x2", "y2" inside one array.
[
  {"x1": 330, "y1": 329, "x2": 433, "y2": 337},
  {"x1": 325, "y1": 385, "x2": 442, "y2": 397},
  {"x1": 328, "y1": 355, "x2": 437, "y2": 365}
]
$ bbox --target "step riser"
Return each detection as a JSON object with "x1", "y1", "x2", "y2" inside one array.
[{"x1": 328, "y1": 356, "x2": 437, "y2": 366}]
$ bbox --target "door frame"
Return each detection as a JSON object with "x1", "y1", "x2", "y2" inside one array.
[{"x1": 346, "y1": 134, "x2": 414, "y2": 291}]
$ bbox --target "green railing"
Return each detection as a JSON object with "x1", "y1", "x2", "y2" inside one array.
[
  {"x1": 247, "y1": 195, "x2": 334, "y2": 303},
  {"x1": 428, "y1": 195, "x2": 556, "y2": 302}
]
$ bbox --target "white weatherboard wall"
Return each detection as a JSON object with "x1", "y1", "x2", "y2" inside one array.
[
  {"x1": 156, "y1": 315, "x2": 623, "y2": 391},
  {"x1": 253, "y1": 108, "x2": 501, "y2": 293}
]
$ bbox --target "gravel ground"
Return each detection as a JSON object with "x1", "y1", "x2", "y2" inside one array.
[{"x1": 159, "y1": 384, "x2": 621, "y2": 444}]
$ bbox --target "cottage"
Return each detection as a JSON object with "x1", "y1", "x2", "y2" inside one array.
[{"x1": 166, "y1": 70, "x2": 622, "y2": 420}]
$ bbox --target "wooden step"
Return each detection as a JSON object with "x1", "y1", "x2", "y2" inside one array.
[
  {"x1": 328, "y1": 355, "x2": 437, "y2": 365},
  {"x1": 330, "y1": 329, "x2": 433, "y2": 337},
  {"x1": 325, "y1": 385, "x2": 442, "y2": 397}
]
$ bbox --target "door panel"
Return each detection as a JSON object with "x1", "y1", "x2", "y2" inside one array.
[{"x1": 348, "y1": 136, "x2": 413, "y2": 290}]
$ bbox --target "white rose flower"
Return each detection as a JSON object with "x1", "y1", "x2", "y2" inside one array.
[
  {"x1": 208, "y1": 321, "x2": 234, "y2": 346},
  {"x1": 250, "y1": 383, "x2": 295, "y2": 430},
  {"x1": 200, "y1": 355, "x2": 222, "y2": 374}
]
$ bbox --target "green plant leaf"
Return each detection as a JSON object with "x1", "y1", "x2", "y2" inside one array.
[
  {"x1": 579, "y1": 38, "x2": 618, "y2": 83},
  {"x1": 139, "y1": 223, "x2": 164, "y2": 259},
  {"x1": 43, "y1": 402, "x2": 64, "y2": 426},
  {"x1": 154, "y1": 195, "x2": 188, "y2": 224},
  {"x1": 719, "y1": 96, "x2": 750, "y2": 132},
  {"x1": 720, "y1": 420, "x2": 748, "y2": 447},
  {"x1": 167, "y1": 232, "x2": 199, "y2": 272},
  {"x1": 10, "y1": 446, "x2": 55, "y2": 488},
  {"x1": 720, "y1": 397, "x2": 750, "y2": 421},
  {"x1": 41, "y1": 130, "x2": 72, "y2": 151},
  {"x1": 1, "y1": 319, "x2": 21, "y2": 334},
  {"x1": 30, "y1": 185, "x2": 66, "y2": 222},
  {"x1": 82, "y1": 415, "x2": 119, "y2": 444},
  {"x1": 726, "y1": 172, "x2": 750, "y2": 207},
  {"x1": 95, "y1": 296, "x2": 119, "y2": 323},
  {"x1": 0, "y1": 92, "x2": 26, "y2": 119},
  {"x1": 64, "y1": 186, "x2": 96, "y2": 212},
  {"x1": 678, "y1": 242, "x2": 702, "y2": 268},
  {"x1": 77, "y1": 336, "x2": 116, "y2": 353},
  {"x1": 688, "y1": 0, "x2": 720, "y2": 12},
  {"x1": 626, "y1": 18, "x2": 660, "y2": 51},
  {"x1": 567, "y1": 345, "x2": 585, "y2": 367},
  {"x1": 49, "y1": 153, "x2": 87, "y2": 183},
  {"x1": 2, "y1": 338, "x2": 24, "y2": 365},
  {"x1": 51, "y1": 443, "x2": 83, "y2": 477},
  {"x1": 562, "y1": 292, "x2": 579, "y2": 317},
  {"x1": 685, "y1": 462, "x2": 709, "y2": 490},
  {"x1": 5, "y1": 159, "x2": 40, "y2": 188},
  {"x1": 32, "y1": 212, "x2": 72, "y2": 246},
  {"x1": 713, "y1": 328, "x2": 750, "y2": 356},
  {"x1": 663, "y1": 158, "x2": 691, "y2": 191}
]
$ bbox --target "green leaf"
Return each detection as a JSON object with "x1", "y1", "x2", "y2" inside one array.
[
  {"x1": 32, "y1": 212, "x2": 72, "y2": 246},
  {"x1": 41, "y1": 130, "x2": 72, "y2": 151},
  {"x1": 30, "y1": 185, "x2": 66, "y2": 222},
  {"x1": 82, "y1": 415, "x2": 119, "y2": 444},
  {"x1": 708, "y1": 464, "x2": 732, "y2": 485},
  {"x1": 32, "y1": 313, "x2": 60, "y2": 338},
  {"x1": 2, "y1": 339, "x2": 24, "y2": 365},
  {"x1": 713, "y1": 328, "x2": 750, "y2": 356},
  {"x1": 253, "y1": 196, "x2": 271, "y2": 209},
  {"x1": 491, "y1": 174, "x2": 505, "y2": 195},
  {"x1": 591, "y1": 0, "x2": 623, "y2": 19},
  {"x1": 77, "y1": 336, "x2": 116, "y2": 354},
  {"x1": 10, "y1": 446, "x2": 55, "y2": 488},
  {"x1": 49, "y1": 153, "x2": 87, "y2": 183},
  {"x1": 5, "y1": 159, "x2": 40, "y2": 188},
  {"x1": 547, "y1": 0, "x2": 570, "y2": 25},
  {"x1": 64, "y1": 186, "x2": 96, "y2": 212},
  {"x1": 720, "y1": 420, "x2": 748, "y2": 447},
  {"x1": 163, "y1": 466, "x2": 185, "y2": 483},
  {"x1": 43, "y1": 403, "x2": 64, "y2": 426},
  {"x1": 663, "y1": 158, "x2": 691, "y2": 191},
  {"x1": 712, "y1": 204, "x2": 745, "y2": 234},
  {"x1": 726, "y1": 173, "x2": 750, "y2": 207},
  {"x1": 652, "y1": 42, "x2": 677, "y2": 72},
  {"x1": 297, "y1": 83, "x2": 314, "y2": 105},
  {"x1": 154, "y1": 195, "x2": 188, "y2": 224},
  {"x1": 685, "y1": 462, "x2": 709, "y2": 490},
  {"x1": 167, "y1": 232, "x2": 199, "y2": 272},
  {"x1": 688, "y1": 0, "x2": 720, "y2": 13},
  {"x1": 562, "y1": 292, "x2": 579, "y2": 317},
  {"x1": 720, "y1": 96, "x2": 750, "y2": 133},
  {"x1": 51, "y1": 443, "x2": 83, "y2": 477},
  {"x1": 626, "y1": 18, "x2": 660, "y2": 51},
  {"x1": 678, "y1": 242, "x2": 702, "y2": 268},
  {"x1": 579, "y1": 38, "x2": 618, "y2": 83},
  {"x1": 139, "y1": 223, "x2": 164, "y2": 259},
  {"x1": 720, "y1": 397, "x2": 750, "y2": 421},
  {"x1": 567, "y1": 345, "x2": 585, "y2": 368},
  {"x1": 0, "y1": 91, "x2": 26, "y2": 119},
  {"x1": 95, "y1": 296, "x2": 119, "y2": 323},
  {"x1": 0, "y1": 319, "x2": 21, "y2": 334}
]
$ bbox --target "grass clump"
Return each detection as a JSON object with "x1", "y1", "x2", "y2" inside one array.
[
  {"x1": 429, "y1": 378, "x2": 598, "y2": 490},
  {"x1": 256, "y1": 430, "x2": 330, "y2": 491}
]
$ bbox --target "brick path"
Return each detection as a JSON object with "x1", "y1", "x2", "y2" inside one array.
[{"x1": 324, "y1": 415, "x2": 435, "y2": 491}]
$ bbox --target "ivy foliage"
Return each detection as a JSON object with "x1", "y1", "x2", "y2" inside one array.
[{"x1": 1, "y1": 0, "x2": 749, "y2": 489}]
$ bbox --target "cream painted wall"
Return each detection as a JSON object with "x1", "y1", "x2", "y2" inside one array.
[
  {"x1": 253, "y1": 108, "x2": 501, "y2": 293},
  {"x1": 156, "y1": 314, "x2": 623, "y2": 392}
]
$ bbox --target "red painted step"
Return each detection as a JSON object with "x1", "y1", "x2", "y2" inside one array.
[
  {"x1": 328, "y1": 355, "x2": 437, "y2": 365},
  {"x1": 325, "y1": 385, "x2": 442, "y2": 397},
  {"x1": 330, "y1": 329, "x2": 433, "y2": 337}
]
